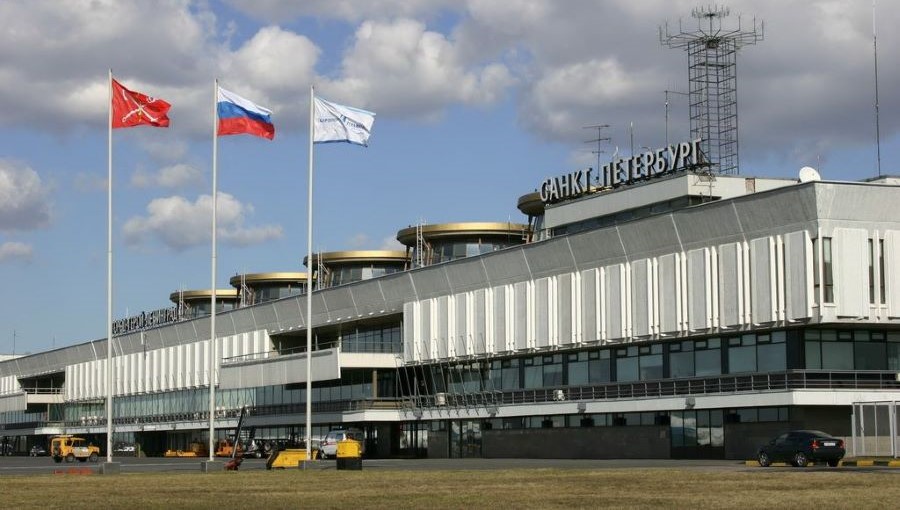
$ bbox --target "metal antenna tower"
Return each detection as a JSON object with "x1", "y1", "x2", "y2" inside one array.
[
  {"x1": 583, "y1": 124, "x2": 610, "y2": 177},
  {"x1": 660, "y1": 6, "x2": 763, "y2": 175}
]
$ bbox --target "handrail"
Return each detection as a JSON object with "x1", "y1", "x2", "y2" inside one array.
[{"x1": 9, "y1": 370, "x2": 900, "y2": 430}]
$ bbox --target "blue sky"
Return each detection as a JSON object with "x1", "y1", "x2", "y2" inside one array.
[{"x1": 1, "y1": 0, "x2": 899, "y2": 353}]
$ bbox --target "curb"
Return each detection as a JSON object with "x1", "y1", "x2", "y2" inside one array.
[{"x1": 745, "y1": 459, "x2": 900, "y2": 467}]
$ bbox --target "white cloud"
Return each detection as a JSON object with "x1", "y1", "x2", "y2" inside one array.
[
  {"x1": 226, "y1": 0, "x2": 455, "y2": 23},
  {"x1": 0, "y1": 241, "x2": 33, "y2": 262},
  {"x1": 2, "y1": 0, "x2": 900, "y2": 167},
  {"x1": 0, "y1": 160, "x2": 51, "y2": 231},
  {"x1": 131, "y1": 163, "x2": 203, "y2": 189},
  {"x1": 123, "y1": 192, "x2": 282, "y2": 251},
  {"x1": 0, "y1": 1, "x2": 217, "y2": 130},
  {"x1": 326, "y1": 19, "x2": 515, "y2": 118}
]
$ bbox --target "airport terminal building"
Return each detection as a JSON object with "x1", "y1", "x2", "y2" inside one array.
[{"x1": 1, "y1": 149, "x2": 899, "y2": 460}]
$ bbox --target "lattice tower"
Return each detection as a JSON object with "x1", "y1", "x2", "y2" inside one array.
[{"x1": 661, "y1": 6, "x2": 763, "y2": 175}]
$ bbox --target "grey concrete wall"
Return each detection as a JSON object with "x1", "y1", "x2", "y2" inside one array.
[
  {"x1": 723, "y1": 423, "x2": 787, "y2": 460},
  {"x1": 482, "y1": 426, "x2": 670, "y2": 459},
  {"x1": 724, "y1": 406, "x2": 852, "y2": 459}
]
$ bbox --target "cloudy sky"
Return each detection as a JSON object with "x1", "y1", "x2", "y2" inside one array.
[{"x1": 1, "y1": 0, "x2": 898, "y2": 352}]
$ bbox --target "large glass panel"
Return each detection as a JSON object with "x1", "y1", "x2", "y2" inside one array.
[
  {"x1": 639, "y1": 354, "x2": 663, "y2": 380},
  {"x1": 855, "y1": 341, "x2": 886, "y2": 370},
  {"x1": 524, "y1": 365, "x2": 542, "y2": 389},
  {"x1": 616, "y1": 358, "x2": 639, "y2": 382},
  {"x1": 805, "y1": 341, "x2": 822, "y2": 369},
  {"x1": 670, "y1": 412, "x2": 684, "y2": 447},
  {"x1": 695, "y1": 349, "x2": 721, "y2": 376},
  {"x1": 728, "y1": 345, "x2": 756, "y2": 373},
  {"x1": 710, "y1": 410, "x2": 724, "y2": 447},
  {"x1": 568, "y1": 353, "x2": 588, "y2": 386},
  {"x1": 821, "y1": 342, "x2": 853, "y2": 370},
  {"x1": 501, "y1": 360, "x2": 520, "y2": 390},
  {"x1": 589, "y1": 352, "x2": 612, "y2": 383},
  {"x1": 757, "y1": 342, "x2": 786, "y2": 372},
  {"x1": 888, "y1": 340, "x2": 900, "y2": 371},
  {"x1": 696, "y1": 410, "x2": 711, "y2": 446},
  {"x1": 822, "y1": 237, "x2": 834, "y2": 303},
  {"x1": 543, "y1": 355, "x2": 563, "y2": 387},
  {"x1": 670, "y1": 351, "x2": 694, "y2": 379}
]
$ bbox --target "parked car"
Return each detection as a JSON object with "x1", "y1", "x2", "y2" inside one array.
[
  {"x1": 319, "y1": 429, "x2": 365, "y2": 459},
  {"x1": 113, "y1": 442, "x2": 136, "y2": 456},
  {"x1": 757, "y1": 430, "x2": 845, "y2": 467},
  {"x1": 29, "y1": 445, "x2": 47, "y2": 457}
]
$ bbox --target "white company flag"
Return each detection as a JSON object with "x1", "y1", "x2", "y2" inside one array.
[{"x1": 313, "y1": 96, "x2": 376, "y2": 146}]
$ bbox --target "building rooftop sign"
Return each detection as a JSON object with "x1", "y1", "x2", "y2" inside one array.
[
  {"x1": 540, "y1": 138, "x2": 703, "y2": 204},
  {"x1": 112, "y1": 306, "x2": 181, "y2": 336}
]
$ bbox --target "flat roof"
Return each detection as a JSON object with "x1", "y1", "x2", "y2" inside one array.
[{"x1": 397, "y1": 222, "x2": 529, "y2": 246}]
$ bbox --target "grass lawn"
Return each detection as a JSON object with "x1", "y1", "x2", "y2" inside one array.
[{"x1": 3, "y1": 468, "x2": 897, "y2": 509}]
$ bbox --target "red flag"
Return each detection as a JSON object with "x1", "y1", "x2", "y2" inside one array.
[{"x1": 111, "y1": 78, "x2": 171, "y2": 128}]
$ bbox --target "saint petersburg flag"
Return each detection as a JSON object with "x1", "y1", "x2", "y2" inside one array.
[{"x1": 217, "y1": 87, "x2": 274, "y2": 139}]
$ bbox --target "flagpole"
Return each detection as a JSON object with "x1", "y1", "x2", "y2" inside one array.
[
  {"x1": 208, "y1": 78, "x2": 218, "y2": 462},
  {"x1": 305, "y1": 85, "x2": 314, "y2": 461},
  {"x1": 106, "y1": 68, "x2": 114, "y2": 464}
]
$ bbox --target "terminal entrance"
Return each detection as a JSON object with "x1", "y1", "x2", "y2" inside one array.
[
  {"x1": 449, "y1": 420, "x2": 482, "y2": 458},
  {"x1": 670, "y1": 409, "x2": 725, "y2": 459}
]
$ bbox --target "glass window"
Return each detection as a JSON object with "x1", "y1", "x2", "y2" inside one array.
[
  {"x1": 589, "y1": 351, "x2": 611, "y2": 383},
  {"x1": 822, "y1": 237, "x2": 834, "y2": 303},
  {"x1": 869, "y1": 239, "x2": 876, "y2": 304},
  {"x1": 855, "y1": 339, "x2": 886, "y2": 370},
  {"x1": 543, "y1": 355, "x2": 563, "y2": 387},
  {"x1": 695, "y1": 348, "x2": 721, "y2": 376},
  {"x1": 757, "y1": 342, "x2": 786, "y2": 372},
  {"x1": 821, "y1": 341, "x2": 853, "y2": 370},
  {"x1": 502, "y1": 359, "x2": 520, "y2": 390},
  {"x1": 616, "y1": 357, "x2": 639, "y2": 382},
  {"x1": 670, "y1": 351, "x2": 694, "y2": 378},
  {"x1": 805, "y1": 341, "x2": 822, "y2": 369},
  {"x1": 880, "y1": 240, "x2": 886, "y2": 305},
  {"x1": 728, "y1": 344, "x2": 757, "y2": 373},
  {"x1": 568, "y1": 353, "x2": 588, "y2": 386},
  {"x1": 639, "y1": 353, "x2": 663, "y2": 380},
  {"x1": 524, "y1": 362, "x2": 542, "y2": 389}
]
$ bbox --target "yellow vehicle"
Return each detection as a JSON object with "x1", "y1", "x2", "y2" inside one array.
[
  {"x1": 50, "y1": 435, "x2": 100, "y2": 463},
  {"x1": 164, "y1": 442, "x2": 207, "y2": 458},
  {"x1": 214, "y1": 438, "x2": 243, "y2": 458}
]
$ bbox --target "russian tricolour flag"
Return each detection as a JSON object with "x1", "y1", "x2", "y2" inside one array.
[{"x1": 217, "y1": 87, "x2": 274, "y2": 140}]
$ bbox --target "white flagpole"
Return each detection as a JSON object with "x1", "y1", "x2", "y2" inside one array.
[
  {"x1": 208, "y1": 79, "x2": 219, "y2": 461},
  {"x1": 305, "y1": 85, "x2": 314, "y2": 461},
  {"x1": 106, "y1": 69, "x2": 114, "y2": 464}
]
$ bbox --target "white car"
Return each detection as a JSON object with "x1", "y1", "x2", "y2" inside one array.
[{"x1": 319, "y1": 429, "x2": 364, "y2": 459}]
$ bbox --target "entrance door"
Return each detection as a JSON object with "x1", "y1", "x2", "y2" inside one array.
[
  {"x1": 450, "y1": 420, "x2": 482, "y2": 458},
  {"x1": 670, "y1": 409, "x2": 725, "y2": 459}
]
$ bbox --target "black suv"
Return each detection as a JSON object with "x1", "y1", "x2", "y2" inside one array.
[{"x1": 757, "y1": 430, "x2": 845, "y2": 467}]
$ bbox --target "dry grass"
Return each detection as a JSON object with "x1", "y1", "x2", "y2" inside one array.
[{"x1": 2, "y1": 468, "x2": 898, "y2": 509}]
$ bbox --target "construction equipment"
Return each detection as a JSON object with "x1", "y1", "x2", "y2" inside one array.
[
  {"x1": 164, "y1": 442, "x2": 207, "y2": 457},
  {"x1": 223, "y1": 406, "x2": 247, "y2": 471},
  {"x1": 265, "y1": 446, "x2": 320, "y2": 470},
  {"x1": 50, "y1": 435, "x2": 100, "y2": 463},
  {"x1": 335, "y1": 438, "x2": 362, "y2": 470}
]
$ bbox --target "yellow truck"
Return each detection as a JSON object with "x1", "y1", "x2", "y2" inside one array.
[{"x1": 50, "y1": 435, "x2": 100, "y2": 463}]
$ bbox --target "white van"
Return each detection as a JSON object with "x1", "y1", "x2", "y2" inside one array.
[{"x1": 319, "y1": 429, "x2": 365, "y2": 459}]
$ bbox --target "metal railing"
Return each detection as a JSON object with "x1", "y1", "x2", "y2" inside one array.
[
  {"x1": 5, "y1": 370, "x2": 900, "y2": 430},
  {"x1": 404, "y1": 370, "x2": 900, "y2": 410}
]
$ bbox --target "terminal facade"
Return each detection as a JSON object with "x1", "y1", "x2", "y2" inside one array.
[{"x1": 1, "y1": 161, "x2": 899, "y2": 460}]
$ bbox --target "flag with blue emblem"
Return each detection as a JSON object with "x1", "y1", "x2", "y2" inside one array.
[{"x1": 313, "y1": 96, "x2": 376, "y2": 146}]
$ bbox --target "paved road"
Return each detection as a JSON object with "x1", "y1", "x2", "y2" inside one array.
[{"x1": 0, "y1": 456, "x2": 896, "y2": 476}]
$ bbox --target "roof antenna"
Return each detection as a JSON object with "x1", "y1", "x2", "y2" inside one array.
[{"x1": 873, "y1": 0, "x2": 882, "y2": 177}]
